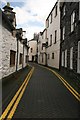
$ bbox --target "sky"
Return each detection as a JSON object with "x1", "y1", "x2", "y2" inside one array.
[{"x1": 1, "y1": 0, "x2": 57, "y2": 40}]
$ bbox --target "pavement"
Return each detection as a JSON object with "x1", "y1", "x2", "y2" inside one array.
[
  {"x1": 2, "y1": 65, "x2": 32, "y2": 112},
  {"x1": 11, "y1": 62, "x2": 80, "y2": 118}
]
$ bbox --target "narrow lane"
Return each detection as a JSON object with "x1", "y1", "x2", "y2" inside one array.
[{"x1": 13, "y1": 63, "x2": 79, "y2": 118}]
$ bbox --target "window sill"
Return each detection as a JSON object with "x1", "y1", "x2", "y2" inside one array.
[
  {"x1": 62, "y1": 15, "x2": 65, "y2": 19},
  {"x1": 69, "y1": 31, "x2": 74, "y2": 36},
  {"x1": 54, "y1": 42, "x2": 56, "y2": 44},
  {"x1": 19, "y1": 63, "x2": 22, "y2": 65},
  {"x1": 10, "y1": 65, "x2": 15, "y2": 67}
]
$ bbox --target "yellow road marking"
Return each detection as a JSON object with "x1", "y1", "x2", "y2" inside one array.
[
  {"x1": 37, "y1": 64, "x2": 80, "y2": 102},
  {"x1": 0, "y1": 67, "x2": 34, "y2": 120},
  {"x1": 7, "y1": 67, "x2": 34, "y2": 119}
]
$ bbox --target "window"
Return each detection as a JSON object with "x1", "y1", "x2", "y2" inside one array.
[
  {"x1": 31, "y1": 48, "x2": 33, "y2": 53},
  {"x1": 63, "y1": 5, "x2": 65, "y2": 17},
  {"x1": 46, "y1": 19, "x2": 49, "y2": 28},
  {"x1": 42, "y1": 54, "x2": 44, "y2": 63},
  {"x1": 10, "y1": 50, "x2": 16, "y2": 67},
  {"x1": 70, "y1": 47, "x2": 73, "y2": 69},
  {"x1": 55, "y1": 5, "x2": 57, "y2": 17},
  {"x1": 50, "y1": 35, "x2": 52, "y2": 46},
  {"x1": 50, "y1": 13, "x2": 53, "y2": 23},
  {"x1": 77, "y1": 41, "x2": 80, "y2": 73},
  {"x1": 62, "y1": 26, "x2": 65, "y2": 40},
  {"x1": 71, "y1": 11, "x2": 75, "y2": 32},
  {"x1": 42, "y1": 44, "x2": 43, "y2": 50},
  {"x1": 79, "y1": 2, "x2": 80, "y2": 20},
  {"x1": 61, "y1": 51, "x2": 64, "y2": 66},
  {"x1": 19, "y1": 53, "x2": 23, "y2": 64},
  {"x1": 52, "y1": 53, "x2": 54, "y2": 59},
  {"x1": 25, "y1": 55, "x2": 28, "y2": 63},
  {"x1": 48, "y1": 54, "x2": 50, "y2": 59},
  {"x1": 42, "y1": 34, "x2": 44, "y2": 39},
  {"x1": 65, "y1": 49, "x2": 67, "y2": 67},
  {"x1": 54, "y1": 30, "x2": 57, "y2": 44}
]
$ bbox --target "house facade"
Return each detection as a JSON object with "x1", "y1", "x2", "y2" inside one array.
[
  {"x1": 46, "y1": 0, "x2": 60, "y2": 69},
  {"x1": 28, "y1": 39, "x2": 37, "y2": 62},
  {"x1": 60, "y1": 2, "x2": 80, "y2": 77},
  {"x1": 0, "y1": 3, "x2": 28, "y2": 80},
  {"x1": 38, "y1": 29, "x2": 47, "y2": 65}
]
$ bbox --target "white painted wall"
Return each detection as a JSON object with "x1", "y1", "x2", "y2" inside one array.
[
  {"x1": 28, "y1": 40, "x2": 37, "y2": 61},
  {"x1": 46, "y1": 0, "x2": 60, "y2": 69},
  {"x1": 0, "y1": 25, "x2": 28, "y2": 80},
  {"x1": 23, "y1": 45, "x2": 28, "y2": 68},
  {"x1": 17, "y1": 40, "x2": 23, "y2": 70},
  {"x1": 2, "y1": 26, "x2": 17, "y2": 79},
  {"x1": 0, "y1": 24, "x2": 2, "y2": 80},
  {"x1": 38, "y1": 30, "x2": 47, "y2": 65}
]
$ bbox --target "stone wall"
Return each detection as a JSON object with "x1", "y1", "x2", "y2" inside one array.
[
  {"x1": 2, "y1": 25, "x2": 17, "y2": 79},
  {"x1": 60, "y1": 2, "x2": 80, "y2": 76}
]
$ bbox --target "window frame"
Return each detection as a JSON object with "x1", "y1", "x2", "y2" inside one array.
[
  {"x1": 61, "y1": 51, "x2": 64, "y2": 67},
  {"x1": 52, "y1": 53, "x2": 54, "y2": 59},
  {"x1": 62, "y1": 26, "x2": 65, "y2": 40},
  {"x1": 19, "y1": 53, "x2": 23, "y2": 65},
  {"x1": 70, "y1": 47, "x2": 73, "y2": 69},
  {"x1": 77, "y1": 41, "x2": 80, "y2": 73},
  {"x1": 71, "y1": 11, "x2": 76, "y2": 32},
  {"x1": 50, "y1": 12, "x2": 53, "y2": 23},
  {"x1": 54, "y1": 30, "x2": 57, "y2": 44},
  {"x1": 55, "y1": 5, "x2": 57, "y2": 17},
  {"x1": 50, "y1": 34, "x2": 52, "y2": 46},
  {"x1": 65, "y1": 49, "x2": 67, "y2": 67},
  {"x1": 10, "y1": 50, "x2": 16, "y2": 67}
]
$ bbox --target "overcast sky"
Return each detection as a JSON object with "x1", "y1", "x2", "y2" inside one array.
[{"x1": 1, "y1": 0, "x2": 57, "y2": 40}]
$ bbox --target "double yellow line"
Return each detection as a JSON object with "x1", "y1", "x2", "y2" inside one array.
[
  {"x1": 38, "y1": 64, "x2": 80, "y2": 102},
  {"x1": 0, "y1": 67, "x2": 34, "y2": 120}
]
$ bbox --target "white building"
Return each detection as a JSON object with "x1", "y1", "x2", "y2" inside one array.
[
  {"x1": 46, "y1": 0, "x2": 60, "y2": 69},
  {"x1": 28, "y1": 39, "x2": 37, "y2": 62},
  {"x1": 0, "y1": 4, "x2": 28, "y2": 80},
  {"x1": 38, "y1": 29, "x2": 47, "y2": 65}
]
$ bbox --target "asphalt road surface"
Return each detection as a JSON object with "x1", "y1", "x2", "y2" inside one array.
[
  {"x1": 13, "y1": 63, "x2": 80, "y2": 118},
  {"x1": 2, "y1": 63, "x2": 80, "y2": 118}
]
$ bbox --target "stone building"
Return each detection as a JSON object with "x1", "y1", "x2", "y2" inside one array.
[
  {"x1": 60, "y1": 2, "x2": 80, "y2": 77},
  {"x1": 28, "y1": 39, "x2": 37, "y2": 62},
  {"x1": 16, "y1": 28, "x2": 29, "y2": 71},
  {"x1": 0, "y1": 3, "x2": 28, "y2": 80},
  {"x1": 38, "y1": 29, "x2": 47, "y2": 65},
  {"x1": 46, "y1": 0, "x2": 60, "y2": 69}
]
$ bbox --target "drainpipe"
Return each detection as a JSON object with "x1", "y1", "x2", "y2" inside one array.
[
  {"x1": 16, "y1": 38, "x2": 19, "y2": 71},
  {"x1": 22, "y1": 43, "x2": 24, "y2": 69}
]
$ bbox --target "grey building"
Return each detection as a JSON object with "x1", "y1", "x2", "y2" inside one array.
[{"x1": 60, "y1": 2, "x2": 80, "y2": 78}]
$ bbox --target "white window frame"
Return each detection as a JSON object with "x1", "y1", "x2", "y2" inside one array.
[
  {"x1": 65, "y1": 49, "x2": 67, "y2": 67},
  {"x1": 63, "y1": 26, "x2": 65, "y2": 40},
  {"x1": 70, "y1": 47, "x2": 73, "y2": 69},
  {"x1": 71, "y1": 11, "x2": 75, "y2": 32},
  {"x1": 61, "y1": 51, "x2": 64, "y2": 66},
  {"x1": 63, "y1": 5, "x2": 65, "y2": 17},
  {"x1": 77, "y1": 41, "x2": 80, "y2": 73}
]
